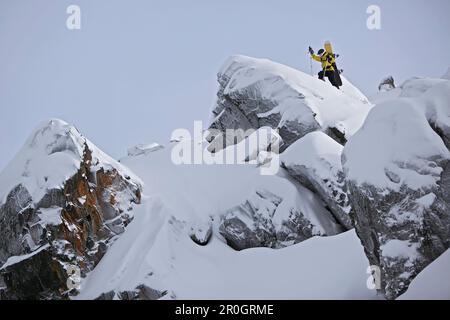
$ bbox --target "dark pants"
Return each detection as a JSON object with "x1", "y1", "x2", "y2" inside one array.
[{"x1": 318, "y1": 70, "x2": 339, "y2": 88}]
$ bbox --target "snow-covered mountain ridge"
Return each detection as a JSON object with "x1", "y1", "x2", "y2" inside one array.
[{"x1": 1, "y1": 56, "x2": 449, "y2": 300}]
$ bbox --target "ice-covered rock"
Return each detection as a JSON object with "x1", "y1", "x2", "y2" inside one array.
[
  {"x1": 343, "y1": 79, "x2": 450, "y2": 299},
  {"x1": 208, "y1": 55, "x2": 372, "y2": 148},
  {"x1": 0, "y1": 119, "x2": 142, "y2": 299},
  {"x1": 281, "y1": 132, "x2": 352, "y2": 230}
]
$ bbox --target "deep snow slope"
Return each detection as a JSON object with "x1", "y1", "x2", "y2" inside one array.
[
  {"x1": 77, "y1": 194, "x2": 377, "y2": 300},
  {"x1": 208, "y1": 55, "x2": 372, "y2": 149}
]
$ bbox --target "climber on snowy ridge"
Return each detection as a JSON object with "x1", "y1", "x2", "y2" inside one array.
[{"x1": 308, "y1": 41, "x2": 342, "y2": 89}]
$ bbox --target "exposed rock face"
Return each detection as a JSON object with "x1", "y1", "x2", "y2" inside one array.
[
  {"x1": 219, "y1": 190, "x2": 282, "y2": 250},
  {"x1": 209, "y1": 65, "x2": 319, "y2": 150},
  {"x1": 378, "y1": 76, "x2": 396, "y2": 92},
  {"x1": 218, "y1": 187, "x2": 343, "y2": 250},
  {"x1": 208, "y1": 55, "x2": 371, "y2": 151},
  {"x1": 281, "y1": 132, "x2": 353, "y2": 230},
  {"x1": 95, "y1": 285, "x2": 168, "y2": 300},
  {"x1": 189, "y1": 221, "x2": 213, "y2": 246},
  {"x1": 343, "y1": 80, "x2": 450, "y2": 299},
  {"x1": 0, "y1": 120, "x2": 142, "y2": 299}
]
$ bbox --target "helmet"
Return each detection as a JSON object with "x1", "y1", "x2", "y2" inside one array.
[{"x1": 317, "y1": 49, "x2": 325, "y2": 55}]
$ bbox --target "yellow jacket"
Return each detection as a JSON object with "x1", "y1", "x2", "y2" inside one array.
[{"x1": 311, "y1": 52, "x2": 335, "y2": 71}]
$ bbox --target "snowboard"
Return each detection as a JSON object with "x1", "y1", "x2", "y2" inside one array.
[{"x1": 324, "y1": 41, "x2": 343, "y2": 87}]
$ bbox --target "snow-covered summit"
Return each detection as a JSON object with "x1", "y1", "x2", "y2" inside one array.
[
  {"x1": 0, "y1": 119, "x2": 84, "y2": 204},
  {"x1": 209, "y1": 55, "x2": 372, "y2": 149},
  {"x1": 0, "y1": 119, "x2": 142, "y2": 299},
  {"x1": 0, "y1": 119, "x2": 141, "y2": 205}
]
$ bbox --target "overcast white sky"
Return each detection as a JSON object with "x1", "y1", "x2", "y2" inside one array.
[{"x1": 1, "y1": 0, "x2": 449, "y2": 171}]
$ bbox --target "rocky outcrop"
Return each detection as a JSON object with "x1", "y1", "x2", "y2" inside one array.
[
  {"x1": 189, "y1": 222, "x2": 213, "y2": 246},
  {"x1": 343, "y1": 80, "x2": 450, "y2": 299},
  {"x1": 95, "y1": 285, "x2": 169, "y2": 300},
  {"x1": 219, "y1": 190, "x2": 282, "y2": 250},
  {"x1": 0, "y1": 120, "x2": 142, "y2": 299},
  {"x1": 281, "y1": 132, "x2": 353, "y2": 230},
  {"x1": 218, "y1": 187, "x2": 343, "y2": 250},
  {"x1": 378, "y1": 76, "x2": 396, "y2": 92},
  {"x1": 208, "y1": 55, "x2": 371, "y2": 151}
]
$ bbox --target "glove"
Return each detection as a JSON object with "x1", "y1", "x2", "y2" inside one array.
[{"x1": 308, "y1": 46, "x2": 314, "y2": 55}]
